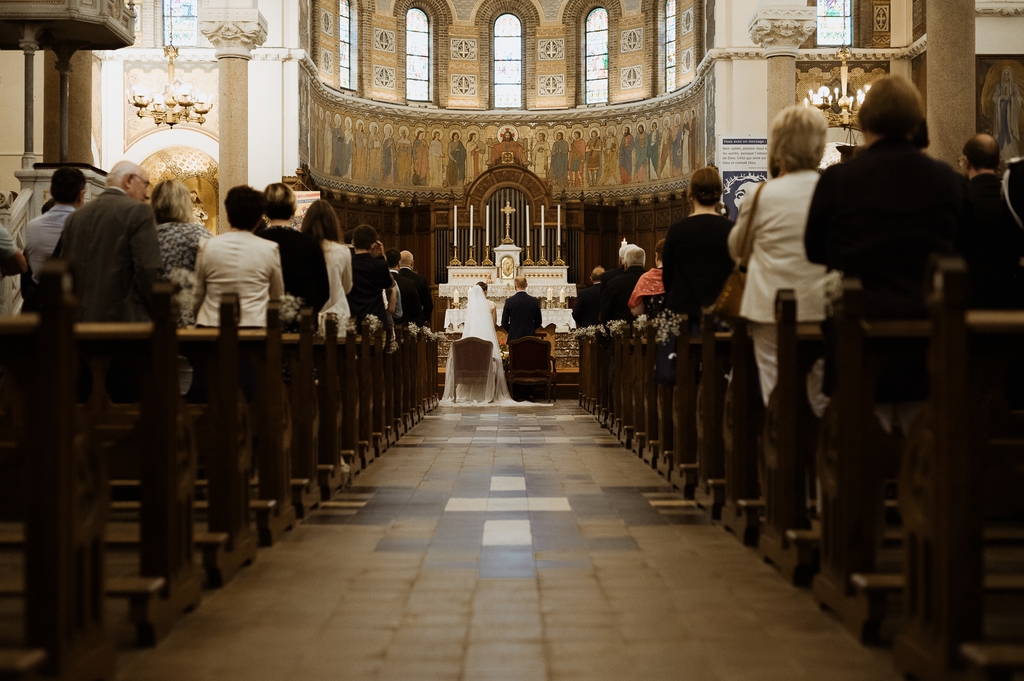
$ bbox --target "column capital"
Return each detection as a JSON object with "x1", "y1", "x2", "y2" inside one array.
[
  {"x1": 199, "y1": 8, "x2": 267, "y2": 60},
  {"x1": 748, "y1": 6, "x2": 816, "y2": 58}
]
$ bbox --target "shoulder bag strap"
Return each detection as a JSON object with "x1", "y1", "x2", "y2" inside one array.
[{"x1": 735, "y1": 182, "x2": 767, "y2": 270}]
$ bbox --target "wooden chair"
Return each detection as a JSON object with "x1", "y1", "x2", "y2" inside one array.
[
  {"x1": 450, "y1": 336, "x2": 496, "y2": 402},
  {"x1": 508, "y1": 336, "x2": 556, "y2": 403}
]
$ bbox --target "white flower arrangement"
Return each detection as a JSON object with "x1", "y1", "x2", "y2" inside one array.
[
  {"x1": 364, "y1": 314, "x2": 383, "y2": 335},
  {"x1": 820, "y1": 270, "x2": 844, "y2": 317},
  {"x1": 605, "y1": 319, "x2": 630, "y2": 337},
  {"x1": 406, "y1": 323, "x2": 420, "y2": 339},
  {"x1": 633, "y1": 314, "x2": 649, "y2": 333},
  {"x1": 279, "y1": 294, "x2": 302, "y2": 326},
  {"x1": 653, "y1": 311, "x2": 685, "y2": 346},
  {"x1": 387, "y1": 337, "x2": 400, "y2": 354}
]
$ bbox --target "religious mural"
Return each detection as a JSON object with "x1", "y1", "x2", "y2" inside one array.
[
  {"x1": 304, "y1": 60, "x2": 711, "y2": 196},
  {"x1": 977, "y1": 56, "x2": 1024, "y2": 164}
]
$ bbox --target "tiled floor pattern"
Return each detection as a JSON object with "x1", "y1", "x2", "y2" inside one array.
[{"x1": 116, "y1": 402, "x2": 901, "y2": 681}]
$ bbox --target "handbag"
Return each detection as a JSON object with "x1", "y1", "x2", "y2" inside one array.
[{"x1": 711, "y1": 182, "x2": 766, "y2": 320}]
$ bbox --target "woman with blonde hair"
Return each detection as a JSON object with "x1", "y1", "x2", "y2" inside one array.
[
  {"x1": 301, "y1": 200, "x2": 352, "y2": 334},
  {"x1": 727, "y1": 105, "x2": 828, "y2": 405},
  {"x1": 151, "y1": 178, "x2": 210, "y2": 327}
]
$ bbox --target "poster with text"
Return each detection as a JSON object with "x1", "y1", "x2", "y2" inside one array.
[
  {"x1": 717, "y1": 136, "x2": 768, "y2": 220},
  {"x1": 294, "y1": 191, "x2": 322, "y2": 218}
]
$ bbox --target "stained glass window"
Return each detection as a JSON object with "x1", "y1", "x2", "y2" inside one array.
[
  {"x1": 406, "y1": 8, "x2": 429, "y2": 101},
  {"x1": 163, "y1": 0, "x2": 198, "y2": 47},
  {"x1": 494, "y1": 14, "x2": 522, "y2": 108},
  {"x1": 817, "y1": 0, "x2": 852, "y2": 46},
  {"x1": 338, "y1": 0, "x2": 352, "y2": 88},
  {"x1": 585, "y1": 8, "x2": 609, "y2": 104},
  {"x1": 665, "y1": 0, "x2": 676, "y2": 92}
]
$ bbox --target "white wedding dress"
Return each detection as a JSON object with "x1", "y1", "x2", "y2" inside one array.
[{"x1": 440, "y1": 285, "x2": 518, "y2": 406}]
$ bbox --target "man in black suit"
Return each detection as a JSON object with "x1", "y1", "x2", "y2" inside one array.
[
  {"x1": 572, "y1": 266, "x2": 604, "y2": 328},
  {"x1": 599, "y1": 243, "x2": 632, "y2": 287},
  {"x1": 957, "y1": 133, "x2": 1024, "y2": 309},
  {"x1": 599, "y1": 245, "x2": 645, "y2": 323},
  {"x1": 501, "y1": 276, "x2": 542, "y2": 342},
  {"x1": 386, "y1": 248, "x2": 421, "y2": 326},
  {"x1": 398, "y1": 250, "x2": 433, "y2": 327}
]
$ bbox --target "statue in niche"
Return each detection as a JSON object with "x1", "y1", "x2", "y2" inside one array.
[
  {"x1": 446, "y1": 131, "x2": 466, "y2": 187},
  {"x1": 190, "y1": 190, "x2": 209, "y2": 225},
  {"x1": 549, "y1": 131, "x2": 568, "y2": 185},
  {"x1": 533, "y1": 131, "x2": 550, "y2": 180}
]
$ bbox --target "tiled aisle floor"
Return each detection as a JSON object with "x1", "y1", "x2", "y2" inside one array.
[{"x1": 117, "y1": 402, "x2": 901, "y2": 681}]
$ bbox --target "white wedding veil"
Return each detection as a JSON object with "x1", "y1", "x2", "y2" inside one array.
[{"x1": 440, "y1": 285, "x2": 517, "y2": 405}]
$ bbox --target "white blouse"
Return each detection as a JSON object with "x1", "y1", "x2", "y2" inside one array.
[{"x1": 319, "y1": 240, "x2": 353, "y2": 335}]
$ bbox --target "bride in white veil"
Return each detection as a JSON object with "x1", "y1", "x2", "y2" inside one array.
[{"x1": 440, "y1": 284, "x2": 518, "y2": 405}]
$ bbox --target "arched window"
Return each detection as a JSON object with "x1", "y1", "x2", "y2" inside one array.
[
  {"x1": 163, "y1": 0, "x2": 199, "y2": 46},
  {"x1": 665, "y1": 0, "x2": 677, "y2": 92},
  {"x1": 817, "y1": 0, "x2": 852, "y2": 46},
  {"x1": 406, "y1": 8, "x2": 430, "y2": 101},
  {"x1": 338, "y1": 0, "x2": 352, "y2": 88},
  {"x1": 494, "y1": 14, "x2": 522, "y2": 108},
  {"x1": 585, "y1": 8, "x2": 609, "y2": 104}
]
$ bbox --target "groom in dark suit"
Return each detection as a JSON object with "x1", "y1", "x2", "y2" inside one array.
[{"x1": 501, "y1": 276, "x2": 542, "y2": 342}]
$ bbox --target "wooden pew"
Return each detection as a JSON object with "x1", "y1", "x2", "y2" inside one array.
[
  {"x1": 371, "y1": 327, "x2": 388, "y2": 455},
  {"x1": 640, "y1": 325, "x2": 662, "y2": 468},
  {"x1": 282, "y1": 309, "x2": 321, "y2": 518},
  {"x1": 672, "y1": 318, "x2": 701, "y2": 497},
  {"x1": 0, "y1": 263, "x2": 114, "y2": 680},
  {"x1": 721, "y1": 318, "x2": 764, "y2": 546},
  {"x1": 338, "y1": 330, "x2": 361, "y2": 472},
  {"x1": 178, "y1": 296, "x2": 257, "y2": 588},
  {"x1": 694, "y1": 313, "x2": 730, "y2": 519},
  {"x1": 810, "y1": 279, "x2": 924, "y2": 641},
  {"x1": 314, "y1": 317, "x2": 347, "y2": 498},
  {"x1": 894, "y1": 257, "x2": 1024, "y2": 681},
  {"x1": 238, "y1": 303, "x2": 297, "y2": 546},
  {"x1": 357, "y1": 325, "x2": 375, "y2": 465},
  {"x1": 758, "y1": 291, "x2": 824, "y2": 585}
]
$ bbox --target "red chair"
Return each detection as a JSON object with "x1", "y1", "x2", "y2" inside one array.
[
  {"x1": 508, "y1": 336, "x2": 556, "y2": 402},
  {"x1": 450, "y1": 336, "x2": 494, "y2": 402}
]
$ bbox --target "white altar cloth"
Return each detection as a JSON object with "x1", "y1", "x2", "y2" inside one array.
[{"x1": 443, "y1": 307, "x2": 577, "y2": 332}]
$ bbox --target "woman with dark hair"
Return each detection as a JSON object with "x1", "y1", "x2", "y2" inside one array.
[
  {"x1": 193, "y1": 185, "x2": 284, "y2": 328},
  {"x1": 301, "y1": 200, "x2": 352, "y2": 334},
  {"x1": 661, "y1": 166, "x2": 735, "y2": 332}
]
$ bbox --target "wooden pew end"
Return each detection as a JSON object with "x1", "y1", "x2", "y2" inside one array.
[
  {"x1": 0, "y1": 649, "x2": 47, "y2": 681},
  {"x1": 290, "y1": 478, "x2": 321, "y2": 519},
  {"x1": 759, "y1": 528, "x2": 819, "y2": 586},
  {"x1": 722, "y1": 499, "x2": 763, "y2": 547},
  {"x1": 318, "y1": 463, "x2": 349, "y2": 501},
  {"x1": 676, "y1": 464, "x2": 699, "y2": 500},
  {"x1": 961, "y1": 643, "x2": 1024, "y2": 681},
  {"x1": 695, "y1": 478, "x2": 726, "y2": 520},
  {"x1": 194, "y1": 531, "x2": 254, "y2": 589},
  {"x1": 251, "y1": 499, "x2": 296, "y2": 548}
]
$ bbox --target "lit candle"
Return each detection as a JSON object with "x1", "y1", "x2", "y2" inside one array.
[
  {"x1": 547, "y1": 287, "x2": 553, "y2": 303},
  {"x1": 541, "y1": 205, "x2": 545, "y2": 250},
  {"x1": 559, "y1": 287, "x2": 566, "y2": 306},
  {"x1": 453, "y1": 289, "x2": 460, "y2": 306},
  {"x1": 454, "y1": 205, "x2": 458, "y2": 251},
  {"x1": 541, "y1": 211, "x2": 545, "y2": 247},
  {"x1": 621, "y1": 238, "x2": 627, "y2": 249},
  {"x1": 469, "y1": 205, "x2": 474, "y2": 247},
  {"x1": 485, "y1": 205, "x2": 490, "y2": 247},
  {"x1": 557, "y1": 205, "x2": 561, "y2": 246}
]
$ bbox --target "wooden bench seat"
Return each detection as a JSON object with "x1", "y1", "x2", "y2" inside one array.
[{"x1": 961, "y1": 643, "x2": 1024, "y2": 681}]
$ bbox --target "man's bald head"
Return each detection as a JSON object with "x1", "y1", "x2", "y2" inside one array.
[
  {"x1": 106, "y1": 160, "x2": 151, "y2": 201},
  {"x1": 963, "y1": 134, "x2": 1001, "y2": 178},
  {"x1": 399, "y1": 250, "x2": 415, "y2": 268},
  {"x1": 590, "y1": 266, "x2": 605, "y2": 283}
]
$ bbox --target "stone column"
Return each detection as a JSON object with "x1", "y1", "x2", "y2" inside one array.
[
  {"x1": 749, "y1": 3, "x2": 816, "y2": 131},
  {"x1": 20, "y1": 26, "x2": 39, "y2": 170},
  {"x1": 44, "y1": 49, "x2": 93, "y2": 165},
  {"x1": 925, "y1": 0, "x2": 975, "y2": 167},
  {"x1": 200, "y1": 8, "x2": 267, "y2": 233}
]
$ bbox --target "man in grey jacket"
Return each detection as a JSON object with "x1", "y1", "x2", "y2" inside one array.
[{"x1": 57, "y1": 160, "x2": 163, "y2": 322}]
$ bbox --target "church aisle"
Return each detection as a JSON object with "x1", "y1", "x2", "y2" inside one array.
[{"x1": 116, "y1": 402, "x2": 900, "y2": 681}]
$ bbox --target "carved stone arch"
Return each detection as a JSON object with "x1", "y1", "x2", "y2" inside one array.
[
  {"x1": 391, "y1": 0, "x2": 454, "y2": 106},
  {"x1": 473, "y1": 0, "x2": 542, "y2": 109}
]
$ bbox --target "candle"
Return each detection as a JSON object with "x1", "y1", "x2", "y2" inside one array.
[
  {"x1": 621, "y1": 238, "x2": 627, "y2": 249},
  {"x1": 547, "y1": 287, "x2": 553, "y2": 302},
  {"x1": 559, "y1": 287, "x2": 566, "y2": 306},
  {"x1": 525, "y1": 205, "x2": 530, "y2": 244},
  {"x1": 453, "y1": 289, "x2": 460, "y2": 306},
  {"x1": 526, "y1": 222, "x2": 530, "y2": 246},
  {"x1": 454, "y1": 206, "x2": 458, "y2": 251},
  {"x1": 469, "y1": 205, "x2": 474, "y2": 247},
  {"x1": 557, "y1": 205, "x2": 561, "y2": 246},
  {"x1": 485, "y1": 205, "x2": 490, "y2": 247}
]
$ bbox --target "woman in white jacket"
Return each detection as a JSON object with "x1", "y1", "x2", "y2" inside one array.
[{"x1": 727, "y1": 105, "x2": 828, "y2": 405}]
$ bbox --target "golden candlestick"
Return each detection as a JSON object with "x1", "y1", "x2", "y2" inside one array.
[
  {"x1": 449, "y1": 245, "x2": 462, "y2": 266},
  {"x1": 553, "y1": 245, "x2": 565, "y2": 266}
]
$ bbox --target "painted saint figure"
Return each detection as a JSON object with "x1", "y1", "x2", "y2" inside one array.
[
  {"x1": 396, "y1": 127, "x2": 413, "y2": 184},
  {"x1": 412, "y1": 130, "x2": 429, "y2": 185},
  {"x1": 446, "y1": 131, "x2": 466, "y2": 187},
  {"x1": 489, "y1": 128, "x2": 527, "y2": 166},
  {"x1": 619, "y1": 125, "x2": 634, "y2": 184},
  {"x1": 993, "y1": 68, "x2": 1023, "y2": 160},
  {"x1": 368, "y1": 122, "x2": 382, "y2": 184},
  {"x1": 585, "y1": 129, "x2": 602, "y2": 186},
  {"x1": 382, "y1": 124, "x2": 397, "y2": 184},
  {"x1": 634, "y1": 123, "x2": 648, "y2": 183},
  {"x1": 429, "y1": 131, "x2": 445, "y2": 186},
  {"x1": 533, "y1": 131, "x2": 551, "y2": 180},
  {"x1": 466, "y1": 132, "x2": 482, "y2": 182},
  {"x1": 569, "y1": 130, "x2": 586, "y2": 187},
  {"x1": 549, "y1": 131, "x2": 569, "y2": 186},
  {"x1": 601, "y1": 127, "x2": 618, "y2": 186},
  {"x1": 647, "y1": 120, "x2": 661, "y2": 181}
]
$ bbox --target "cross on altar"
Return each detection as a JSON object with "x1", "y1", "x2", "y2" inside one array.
[{"x1": 500, "y1": 201, "x2": 515, "y2": 244}]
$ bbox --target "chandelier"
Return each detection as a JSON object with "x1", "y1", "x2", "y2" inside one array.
[
  {"x1": 804, "y1": 47, "x2": 869, "y2": 128},
  {"x1": 128, "y1": 45, "x2": 212, "y2": 127}
]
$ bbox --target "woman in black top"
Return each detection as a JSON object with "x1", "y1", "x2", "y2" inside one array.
[{"x1": 662, "y1": 166, "x2": 735, "y2": 330}]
